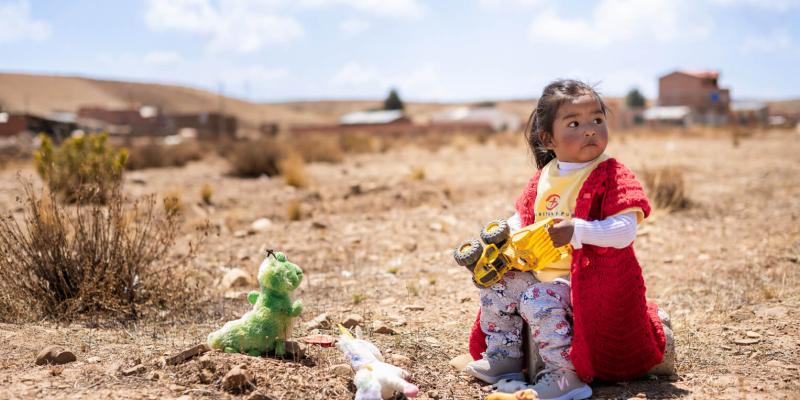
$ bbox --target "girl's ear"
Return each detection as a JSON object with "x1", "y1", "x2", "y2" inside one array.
[{"x1": 541, "y1": 131, "x2": 555, "y2": 150}]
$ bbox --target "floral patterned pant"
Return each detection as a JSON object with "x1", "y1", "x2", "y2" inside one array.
[{"x1": 480, "y1": 273, "x2": 574, "y2": 371}]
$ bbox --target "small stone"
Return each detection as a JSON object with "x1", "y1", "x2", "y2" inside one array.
[
  {"x1": 250, "y1": 218, "x2": 272, "y2": 232},
  {"x1": 732, "y1": 338, "x2": 761, "y2": 345},
  {"x1": 246, "y1": 392, "x2": 276, "y2": 400},
  {"x1": 697, "y1": 254, "x2": 710, "y2": 261},
  {"x1": 148, "y1": 371, "x2": 160, "y2": 381},
  {"x1": 460, "y1": 297, "x2": 471, "y2": 303},
  {"x1": 329, "y1": 363, "x2": 353, "y2": 378},
  {"x1": 745, "y1": 331, "x2": 761, "y2": 338},
  {"x1": 379, "y1": 297, "x2": 396, "y2": 306},
  {"x1": 709, "y1": 374, "x2": 739, "y2": 387},
  {"x1": 424, "y1": 337, "x2": 440, "y2": 346},
  {"x1": 449, "y1": 353, "x2": 473, "y2": 371},
  {"x1": 122, "y1": 364, "x2": 146, "y2": 376},
  {"x1": 372, "y1": 321, "x2": 396, "y2": 335},
  {"x1": 429, "y1": 223, "x2": 443, "y2": 232},
  {"x1": 86, "y1": 356, "x2": 101, "y2": 364},
  {"x1": 35, "y1": 346, "x2": 77, "y2": 366},
  {"x1": 766, "y1": 360, "x2": 784, "y2": 368},
  {"x1": 387, "y1": 354, "x2": 412, "y2": 368},
  {"x1": 222, "y1": 268, "x2": 252, "y2": 288},
  {"x1": 311, "y1": 221, "x2": 327, "y2": 229},
  {"x1": 198, "y1": 369, "x2": 214, "y2": 384},
  {"x1": 427, "y1": 389, "x2": 441, "y2": 399},
  {"x1": 404, "y1": 305, "x2": 425, "y2": 312},
  {"x1": 342, "y1": 314, "x2": 363, "y2": 329},
  {"x1": 222, "y1": 365, "x2": 255, "y2": 393},
  {"x1": 753, "y1": 305, "x2": 789, "y2": 319},
  {"x1": 284, "y1": 341, "x2": 306, "y2": 359},
  {"x1": 166, "y1": 344, "x2": 210, "y2": 366},
  {"x1": 234, "y1": 230, "x2": 248, "y2": 238},
  {"x1": 305, "y1": 313, "x2": 332, "y2": 330}
]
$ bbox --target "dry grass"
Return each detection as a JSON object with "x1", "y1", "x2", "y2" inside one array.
[
  {"x1": 162, "y1": 190, "x2": 184, "y2": 215},
  {"x1": 279, "y1": 152, "x2": 310, "y2": 188},
  {"x1": 341, "y1": 132, "x2": 381, "y2": 153},
  {"x1": 642, "y1": 165, "x2": 691, "y2": 211},
  {"x1": 0, "y1": 181, "x2": 202, "y2": 322},
  {"x1": 287, "y1": 199, "x2": 302, "y2": 221},
  {"x1": 408, "y1": 165, "x2": 426, "y2": 181},
  {"x1": 289, "y1": 134, "x2": 344, "y2": 163},
  {"x1": 200, "y1": 183, "x2": 213, "y2": 205},
  {"x1": 228, "y1": 138, "x2": 285, "y2": 178},
  {"x1": 126, "y1": 141, "x2": 204, "y2": 170}
]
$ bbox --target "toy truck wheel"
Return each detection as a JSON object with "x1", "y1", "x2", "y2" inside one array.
[
  {"x1": 454, "y1": 239, "x2": 483, "y2": 268},
  {"x1": 481, "y1": 219, "x2": 510, "y2": 245}
]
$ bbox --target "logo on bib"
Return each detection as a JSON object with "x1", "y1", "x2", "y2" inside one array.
[{"x1": 545, "y1": 194, "x2": 560, "y2": 210}]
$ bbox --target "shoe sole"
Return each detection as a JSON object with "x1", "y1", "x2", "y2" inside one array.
[
  {"x1": 539, "y1": 384, "x2": 593, "y2": 400},
  {"x1": 463, "y1": 366, "x2": 524, "y2": 384}
]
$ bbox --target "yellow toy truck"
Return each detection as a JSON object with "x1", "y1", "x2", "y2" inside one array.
[{"x1": 453, "y1": 218, "x2": 572, "y2": 287}]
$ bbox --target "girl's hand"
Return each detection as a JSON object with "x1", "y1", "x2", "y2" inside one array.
[{"x1": 547, "y1": 219, "x2": 574, "y2": 248}]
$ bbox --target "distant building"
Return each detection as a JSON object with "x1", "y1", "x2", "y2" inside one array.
[
  {"x1": 643, "y1": 106, "x2": 693, "y2": 126},
  {"x1": 77, "y1": 106, "x2": 172, "y2": 136},
  {"x1": 658, "y1": 70, "x2": 730, "y2": 125},
  {"x1": 340, "y1": 110, "x2": 409, "y2": 125},
  {"x1": 731, "y1": 101, "x2": 769, "y2": 126},
  {"x1": 170, "y1": 112, "x2": 238, "y2": 139},
  {"x1": 430, "y1": 106, "x2": 522, "y2": 132},
  {"x1": 0, "y1": 112, "x2": 77, "y2": 140}
]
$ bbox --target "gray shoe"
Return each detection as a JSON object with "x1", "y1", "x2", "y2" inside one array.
[
  {"x1": 531, "y1": 368, "x2": 592, "y2": 400},
  {"x1": 649, "y1": 324, "x2": 676, "y2": 375},
  {"x1": 465, "y1": 357, "x2": 524, "y2": 384}
]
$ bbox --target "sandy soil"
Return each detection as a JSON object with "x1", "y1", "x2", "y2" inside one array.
[{"x1": 1, "y1": 130, "x2": 798, "y2": 399}]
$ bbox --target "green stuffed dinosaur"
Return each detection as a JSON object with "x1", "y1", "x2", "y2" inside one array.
[{"x1": 207, "y1": 250, "x2": 304, "y2": 356}]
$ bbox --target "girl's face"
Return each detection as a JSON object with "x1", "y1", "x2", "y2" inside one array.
[{"x1": 543, "y1": 94, "x2": 608, "y2": 163}]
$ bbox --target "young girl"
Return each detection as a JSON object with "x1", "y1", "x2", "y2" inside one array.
[{"x1": 465, "y1": 80, "x2": 668, "y2": 400}]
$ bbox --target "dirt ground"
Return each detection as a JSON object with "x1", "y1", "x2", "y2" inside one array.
[{"x1": 1, "y1": 130, "x2": 798, "y2": 399}]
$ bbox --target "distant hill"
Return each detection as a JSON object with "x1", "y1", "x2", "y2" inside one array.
[{"x1": 0, "y1": 73, "x2": 538, "y2": 133}]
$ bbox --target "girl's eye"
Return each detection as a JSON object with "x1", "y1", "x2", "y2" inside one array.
[
  {"x1": 567, "y1": 121, "x2": 579, "y2": 128},
  {"x1": 593, "y1": 118, "x2": 604, "y2": 124}
]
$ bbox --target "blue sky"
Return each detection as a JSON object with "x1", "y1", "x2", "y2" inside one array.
[{"x1": 1, "y1": 0, "x2": 799, "y2": 102}]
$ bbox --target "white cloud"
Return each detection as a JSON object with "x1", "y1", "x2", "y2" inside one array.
[
  {"x1": 740, "y1": 29, "x2": 794, "y2": 53},
  {"x1": 300, "y1": 0, "x2": 425, "y2": 18},
  {"x1": 529, "y1": 0, "x2": 712, "y2": 47},
  {"x1": 0, "y1": 0, "x2": 51, "y2": 43},
  {"x1": 144, "y1": 51, "x2": 183, "y2": 66},
  {"x1": 145, "y1": 0, "x2": 304, "y2": 53},
  {"x1": 709, "y1": 0, "x2": 800, "y2": 12},
  {"x1": 331, "y1": 61, "x2": 444, "y2": 98},
  {"x1": 478, "y1": 0, "x2": 547, "y2": 8},
  {"x1": 339, "y1": 17, "x2": 371, "y2": 35}
]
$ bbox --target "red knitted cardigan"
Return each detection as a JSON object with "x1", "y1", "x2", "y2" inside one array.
[{"x1": 468, "y1": 158, "x2": 666, "y2": 382}]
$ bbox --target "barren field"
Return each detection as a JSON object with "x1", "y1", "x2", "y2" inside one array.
[{"x1": 1, "y1": 130, "x2": 798, "y2": 399}]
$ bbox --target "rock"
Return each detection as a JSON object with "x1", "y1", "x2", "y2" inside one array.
[
  {"x1": 86, "y1": 356, "x2": 101, "y2": 364},
  {"x1": 329, "y1": 363, "x2": 353, "y2": 378},
  {"x1": 404, "y1": 305, "x2": 425, "y2": 312},
  {"x1": 449, "y1": 353, "x2": 473, "y2": 371},
  {"x1": 379, "y1": 297, "x2": 396, "y2": 306},
  {"x1": 311, "y1": 221, "x2": 327, "y2": 229},
  {"x1": 222, "y1": 365, "x2": 255, "y2": 393},
  {"x1": 35, "y1": 346, "x2": 76, "y2": 366},
  {"x1": 372, "y1": 321, "x2": 396, "y2": 335},
  {"x1": 387, "y1": 354, "x2": 412, "y2": 368},
  {"x1": 234, "y1": 230, "x2": 249, "y2": 238},
  {"x1": 222, "y1": 268, "x2": 252, "y2": 288},
  {"x1": 427, "y1": 389, "x2": 442, "y2": 399},
  {"x1": 429, "y1": 223, "x2": 443, "y2": 232},
  {"x1": 745, "y1": 331, "x2": 761, "y2": 338},
  {"x1": 766, "y1": 360, "x2": 784, "y2": 368},
  {"x1": 148, "y1": 371, "x2": 160, "y2": 381},
  {"x1": 122, "y1": 364, "x2": 146, "y2": 376},
  {"x1": 198, "y1": 369, "x2": 214, "y2": 384},
  {"x1": 732, "y1": 338, "x2": 760, "y2": 345},
  {"x1": 709, "y1": 374, "x2": 739, "y2": 387},
  {"x1": 246, "y1": 392, "x2": 276, "y2": 400},
  {"x1": 424, "y1": 337, "x2": 440, "y2": 347},
  {"x1": 166, "y1": 343, "x2": 210, "y2": 366},
  {"x1": 250, "y1": 218, "x2": 272, "y2": 232},
  {"x1": 305, "y1": 313, "x2": 332, "y2": 330},
  {"x1": 284, "y1": 341, "x2": 306, "y2": 359},
  {"x1": 301, "y1": 334, "x2": 335, "y2": 348},
  {"x1": 342, "y1": 314, "x2": 363, "y2": 329},
  {"x1": 753, "y1": 305, "x2": 789, "y2": 319}
]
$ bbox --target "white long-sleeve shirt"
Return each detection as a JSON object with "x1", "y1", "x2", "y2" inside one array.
[{"x1": 507, "y1": 159, "x2": 639, "y2": 249}]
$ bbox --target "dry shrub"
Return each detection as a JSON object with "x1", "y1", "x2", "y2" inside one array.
[
  {"x1": 409, "y1": 165, "x2": 426, "y2": 181},
  {"x1": 228, "y1": 138, "x2": 285, "y2": 177},
  {"x1": 0, "y1": 181, "x2": 202, "y2": 322},
  {"x1": 163, "y1": 191, "x2": 184, "y2": 215},
  {"x1": 341, "y1": 132, "x2": 380, "y2": 153},
  {"x1": 200, "y1": 183, "x2": 213, "y2": 205},
  {"x1": 34, "y1": 133, "x2": 127, "y2": 203},
  {"x1": 289, "y1": 134, "x2": 344, "y2": 163},
  {"x1": 279, "y1": 152, "x2": 309, "y2": 188},
  {"x1": 642, "y1": 166, "x2": 691, "y2": 211},
  {"x1": 287, "y1": 199, "x2": 302, "y2": 221},
  {"x1": 126, "y1": 141, "x2": 203, "y2": 170}
]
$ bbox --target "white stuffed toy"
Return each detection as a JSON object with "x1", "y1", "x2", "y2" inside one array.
[{"x1": 336, "y1": 325, "x2": 419, "y2": 400}]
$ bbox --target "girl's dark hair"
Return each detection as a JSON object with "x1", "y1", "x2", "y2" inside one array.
[{"x1": 524, "y1": 79, "x2": 609, "y2": 169}]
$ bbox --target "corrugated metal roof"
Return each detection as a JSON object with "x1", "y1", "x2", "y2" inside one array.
[
  {"x1": 644, "y1": 106, "x2": 692, "y2": 120},
  {"x1": 340, "y1": 110, "x2": 405, "y2": 125},
  {"x1": 731, "y1": 101, "x2": 767, "y2": 112}
]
